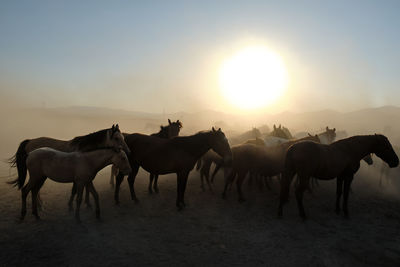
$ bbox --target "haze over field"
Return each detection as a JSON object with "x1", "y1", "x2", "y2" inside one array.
[{"x1": 1, "y1": 1, "x2": 400, "y2": 266}]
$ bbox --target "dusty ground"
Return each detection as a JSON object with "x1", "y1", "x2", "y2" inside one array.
[{"x1": 0, "y1": 165, "x2": 399, "y2": 267}]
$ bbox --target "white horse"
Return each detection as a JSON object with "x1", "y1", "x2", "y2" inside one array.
[{"x1": 12, "y1": 148, "x2": 131, "y2": 222}]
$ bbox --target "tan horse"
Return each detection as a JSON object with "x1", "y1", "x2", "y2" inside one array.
[
  {"x1": 114, "y1": 128, "x2": 232, "y2": 210},
  {"x1": 222, "y1": 135, "x2": 321, "y2": 201},
  {"x1": 12, "y1": 148, "x2": 131, "y2": 222},
  {"x1": 8, "y1": 124, "x2": 130, "y2": 207},
  {"x1": 278, "y1": 134, "x2": 399, "y2": 219}
]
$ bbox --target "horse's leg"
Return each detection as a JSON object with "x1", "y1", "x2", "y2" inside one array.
[
  {"x1": 20, "y1": 182, "x2": 33, "y2": 220},
  {"x1": 342, "y1": 176, "x2": 354, "y2": 218},
  {"x1": 199, "y1": 169, "x2": 205, "y2": 192},
  {"x1": 211, "y1": 163, "x2": 222, "y2": 184},
  {"x1": 204, "y1": 163, "x2": 213, "y2": 193},
  {"x1": 84, "y1": 185, "x2": 91, "y2": 208},
  {"x1": 31, "y1": 178, "x2": 45, "y2": 220},
  {"x1": 87, "y1": 182, "x2": 100, "y2": 219},
  {"x1": 180, "y1": 171, "x2": 190, "y2": 207},
  {"x1": 176, "y1": 171, "x2": 185, "y2": 210},
  {"x1": 236, "y1": 172, "x2": 247, "y2": 202},
  {"x1": 148, "y1": 173, "x2": 154, "y2": 194},
  {"x1": 75, "y1": 183, "x2": 85, "y2": 223},
  {"x1": 110, "y1": 164, "x2": 116, "y2": 188},
  {"x1": 335, "y1": 177, "x2": 344, "y2": 214},
  {"x1": 222, "y1": 169, "x2": 235, "y2": 199},
  {"x1": 278, "y1": 171, "x2": 295, "y2": 217},
  {"x1": 153, "y1": 175, "x2": 159, "y2": 193},
  {"x1": 69, "y1": 183, "x2": 77, "y2": 211},
  {"x1": 127, "y1": 163, "x2": 140, "y2": 203},
  {"x1": 295, "y1": 176, "x2": 309, "y2": 219}
]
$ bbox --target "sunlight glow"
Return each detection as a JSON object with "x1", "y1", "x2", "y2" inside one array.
[{"x1": 219, "y1": 46, "x2": 289, "y2": 110}]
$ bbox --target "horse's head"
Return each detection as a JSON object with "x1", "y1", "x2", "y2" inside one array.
[
  {"x1": 363, "y1": 154, "x2": 373, "y2": 165},
  {"x1": 325, "y1": 126, "x2": 337, "y2": 143},
  {"x1": 271, "y1": 124, "x2": 290, "y2": 139},
  {"x1": 108, "y1": 124, "x2": 131, "y2": 154},
  {"x1": 373, "y1": 134, "x2": 399, "y2": 168},
  {"x1": 112, "y1": 149, "x2": 132, "y2": 175},
  {"x1": 307, "y1": 133, "x2": 321, "y2": 143},
  {"x1": 167, "y1": 119, "x2": 182, "y2": 138},
  {"x1": 209, "y1": 127, "x2": 232, "y2": 166}
]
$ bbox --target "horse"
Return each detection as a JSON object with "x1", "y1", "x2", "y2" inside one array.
[
  {"x1": 108, "y1": 119, "x2": 182, "y2": 193},
  {"x1": 318, "y1": 126, "x2": 336, "y2": 144},
  {"x1": 114, "y1": 127, "x2": 232, "y2": 210},
  {"x1": 229, "y1": 127, "x2": 262, "y2": 145},
  {"x1": 11, "y1": 148, "x2": 131, "y2": 222},
  {"x1": 278, "y1": 134, "x2": 399, "y2": 219},
  {"x1": 196, "y1": 150, "x2": 224, "y2": 192},
  {"x1": 8, "y1": 125, "x2": 130, "y2": 207},
  {"x1": 222, "y1": 135, "x2": 321, "y2": 201},
  {"x1": 195, "y1": 137, "x2": 266, "y2": 192}
]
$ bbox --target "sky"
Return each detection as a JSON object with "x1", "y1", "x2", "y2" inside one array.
[{"x1": 0, "y1": 0, "x2": 399, "y2": 114}]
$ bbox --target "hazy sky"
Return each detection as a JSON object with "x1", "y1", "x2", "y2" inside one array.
[{"x1": 1, "y1": 0, "x2": 399, "y2": 114}]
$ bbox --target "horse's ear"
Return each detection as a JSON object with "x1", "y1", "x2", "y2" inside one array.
[
  {"x1": 218, "y1": 128, "x2": 221, "y2": 132},
  {"x1": 168, "y1": 119, "x2": 171, "y2": 125},
  {"x1": 115, "y1": 124, "x2": 119, "y2": 130},
  {"x1": 273, "y1": 124, "x2": 276, "y2": 130},
  {"x1": 326, "y1": 126, "x2": 329, "y2": 131},
  {"x1": 279, "y1": 124, "x2": 281, "y2": 129},
  {"x1": 112, "y1": 124, "x2": 115, "y2": 131},
  {"x1": 333, "y1": 128, "x2": 336, "y2": 132},
  {"x1": 308, "y1": 133, "x2": 312, "y2": 137},
  {"x1": 212, "y1": 127, "x2": 216, "y2": 132}
]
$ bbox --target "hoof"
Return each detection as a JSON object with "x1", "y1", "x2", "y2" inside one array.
[
  {"x1": 335, "y1": 209, "x2": 340, "y2": 215},
  {"x1": 238, "y1": 198, "x2": 246, "y2": 203},
  {"x1": 148, "y1": 189, "x2": 153, "y2": 194},
  {"x1": 133, "y1": 198, "x2": 140, "y2": 203},
  {"x1": 154, "y1": 188, "x2": 159, "y2": 194},
  {"x1": 115, "y1": 200, "x2": 120, "y2": 205},
  {"x1": 222, "y1": 193, "x2": 226, "y2": 199}
]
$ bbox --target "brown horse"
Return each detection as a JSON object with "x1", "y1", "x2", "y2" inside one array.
[
  {"x1": 278, "y1": 134, "x2": 399, "y2": 219},
  {"x1": 196, "y1": 137, "x2": 266, "y2": 192},
  {"x1": 196, "y1": 150, "x2": 224, "y2": 192},
  {"x1": 223, "y1": 135, "x2": 321, "y2": 201},
  {"x1": 108, "y1": 119, "x2": 182, "y2": 193},
  {"x1": 114, "y1": 128, "x2": 232, "y2": 209}
]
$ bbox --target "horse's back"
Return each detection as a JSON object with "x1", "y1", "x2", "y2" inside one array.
[
  {"x1": 27, "y1": 148, "x2": 80, "y2": 181},
  {"x1": 25, "y1": 137, "x2": 70, "y2": 153}
]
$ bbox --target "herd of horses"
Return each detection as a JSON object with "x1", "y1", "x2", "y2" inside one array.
[{"x1": 7, "y1": 120, "x2": 399, "y2": 222}]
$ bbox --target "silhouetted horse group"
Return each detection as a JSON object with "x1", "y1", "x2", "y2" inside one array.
[{"x1": 8, "y1": 121, "x2": 399, "y2": 222}]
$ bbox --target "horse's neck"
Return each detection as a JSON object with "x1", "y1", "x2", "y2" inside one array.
[
  {"x1": 333, "y1": 136, "x2": 374, "y2": 161},
  {"x1": 84, "y1": 150, "x2": 114, "y2": 174}
]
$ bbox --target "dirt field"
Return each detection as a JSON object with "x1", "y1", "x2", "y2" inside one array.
[{"x1": 1, "y1": 165, "x2": 399, "y2": 267}]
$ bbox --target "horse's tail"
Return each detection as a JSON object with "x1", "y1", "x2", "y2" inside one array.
[
  {"x1": 7, "y1": 139, "x2": 30, "y2": 189},
  {"x1": 196, "y1": 158, "x2": 202, "y2": 171}
]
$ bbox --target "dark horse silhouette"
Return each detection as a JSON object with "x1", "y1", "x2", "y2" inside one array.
[
  {"x1": 114, "y1": 128, "x2": 232, "y2": 209},
  {"x1": 278, "y1": 134, "x2": 399, "y2": 219},
  {"x1": 109, "y1": 119, "x2": 182, "y2": 193}
]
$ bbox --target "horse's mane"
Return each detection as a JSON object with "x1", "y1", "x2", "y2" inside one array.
[
  {"x1": 151, "y1": 126, "x2": 169, "y2": 138},
  {"x1": 330, "y1": 135, "x2": 377, "y2": 150},
  {"x1": 70, "y1": 128, "x2": 111, "y2": 151}
]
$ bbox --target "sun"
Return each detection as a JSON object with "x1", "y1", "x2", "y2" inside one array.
[{"x1": 219, "y1": 46, "x2": 289, "y2": 110}]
